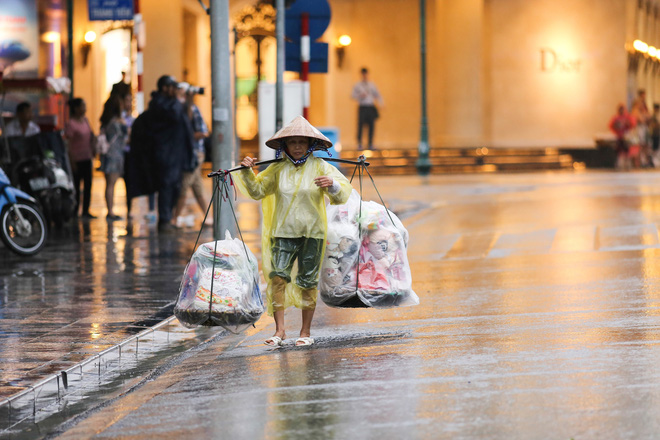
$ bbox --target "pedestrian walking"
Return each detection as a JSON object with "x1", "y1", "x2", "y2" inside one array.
[
  {"x1": 120, "y1": 93, "x2": 134, "y2": 138},
  {"x1": 121, "y1": 93, "x2": 156, "y2": 221},
  {"x1": 110, "y1": 71, "x2": 131, "y2": 99},
  {"x1": 235, "y1": 116, "x2": 353, "y2": 347},
  {"x1": 99, "y1": 95, "x2": 128, "y2": 221},
  {"x1": 122, "y1": 94, "x2": 157, "y2": 222},
  {"x1": 630, "y1": 91, "x2": 650, "y2": 168},
  {"x1": 147, "y1": 75, "x2": 197, "y2": 232},
  {"x1": 351, "y1": 67, "x2": 383, "y2": 150},
  {"x1": 608, "y1": 103, "x2": 635, "y2": 171},
  {"x1": 173, "y1": 82, "x2": 210, "y2": 227},
  {"x1": 649, "y1": 103, "x2": 660, "y2": 166},
  {"x1": 64, "y1": 98, "x2": 96, "y2": 218}
]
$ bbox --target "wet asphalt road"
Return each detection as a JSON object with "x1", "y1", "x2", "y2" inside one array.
[{"x1": 35, "y1": 170, "x2": 660, "y2": 439}]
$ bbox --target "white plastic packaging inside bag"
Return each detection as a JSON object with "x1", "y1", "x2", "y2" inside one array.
[
  {"x1": 174, "y1": 231, "x2": 264, "y2": 332},
  {"x1": 320, "y1": 190, "x2": 419, "y2": 308}
]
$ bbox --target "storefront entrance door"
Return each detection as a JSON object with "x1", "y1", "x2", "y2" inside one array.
[{"x1": 100, "y1": 28, "x2": 132, "y2": 100}]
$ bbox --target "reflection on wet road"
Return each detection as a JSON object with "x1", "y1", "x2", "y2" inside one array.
[
  {"x1": 0, "y1": 175, "x2": 263, "y2": 400},
  {"x1": 51, "y1": 171, "x2": 660, "y2": 439}
]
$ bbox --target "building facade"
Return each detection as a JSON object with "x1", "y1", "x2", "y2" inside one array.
[{"x1": 2, "y1": 0, "x2": 660, "y2": 151}]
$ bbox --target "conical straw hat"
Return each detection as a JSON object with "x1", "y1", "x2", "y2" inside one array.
[{"x1": 265, "y1": 116, "x2": 332, "y2": 149}]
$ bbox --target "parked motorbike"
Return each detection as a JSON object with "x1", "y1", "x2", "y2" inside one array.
[
  {"x1": 0, "y1": 165, "x2": 47, "y2": 256},
  {"x1": 13, "y1": 155, "x2": 75, "y2": 228},
  {"x1": 6, "y1": 134, "x2": 76, "y2": 228}
]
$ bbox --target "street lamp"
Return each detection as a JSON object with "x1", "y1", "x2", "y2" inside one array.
[
  {"x1": 336, "y1": 34, "x2": 351, "y2": 68},
  {"x1": 416, "y1": 0, "x2": 431, "y2": 176},
  {"x1": 81, "y1": 31, "x2": 96, "y2": 67}
]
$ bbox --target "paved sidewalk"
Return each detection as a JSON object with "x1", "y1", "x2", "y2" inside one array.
[{"x1": 0, "y1": 172, "x2": 233, "y2": 398}]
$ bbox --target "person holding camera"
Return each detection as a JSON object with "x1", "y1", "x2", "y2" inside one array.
[{"x1": 173, "y1": 82, "x2": 210, "y2": 227}]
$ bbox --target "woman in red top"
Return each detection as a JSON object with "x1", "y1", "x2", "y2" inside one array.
[
  {"x1": 609, "y1": 103, "x2": 636, "y2": 170},
  {"x1": 64, "y1": 98, "x2": 97, "y2": 218}
]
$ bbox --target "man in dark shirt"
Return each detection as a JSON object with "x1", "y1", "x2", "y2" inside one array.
[
  {"x1": 110, "y1": 71, "x2": 131, "y2": 98},
  {"x1": 351, "y1": 67, "x2": 383, "y2": 150}
]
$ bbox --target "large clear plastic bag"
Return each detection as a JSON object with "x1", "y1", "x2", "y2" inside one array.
[
  {"x1": 174, "y1": 232, "x2": 264, "y2": 332},
  {"x1": 320, "y1": 190, "x2": 419, "y2": 308}
]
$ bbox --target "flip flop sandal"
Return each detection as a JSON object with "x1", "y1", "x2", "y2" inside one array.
[
  {"x1": 295, "y1": 337, "x2": 314, "y2": 347},
  {"x1": 264, "y1": 336, "x2": 283, "y2": 347}
]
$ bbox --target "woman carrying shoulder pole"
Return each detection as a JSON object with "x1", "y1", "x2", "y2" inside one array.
[{"x1": 234, "y1": 116, "x2": 352, "y2": 347}]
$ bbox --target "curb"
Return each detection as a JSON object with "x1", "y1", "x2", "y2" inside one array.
[{"x1": 0, "y1": 314, "x2": 214, "y2": 434}]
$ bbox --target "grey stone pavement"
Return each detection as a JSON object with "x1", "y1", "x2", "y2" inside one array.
[
  {"x1": 0, "y1": 172, "x2": 222, "y2": 398},
  {"x1": 6, "y1": 169, "x2": 660, "y2": 438}
]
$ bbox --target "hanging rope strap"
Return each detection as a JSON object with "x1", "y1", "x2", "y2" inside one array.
[
  {"x1": 210, "y1": 171, "x2": 263, "y2": 325},
  {"x1": 363, "y1": 164, "x2": 396, "y2": 228},
  {"x1": 344, "y1": 155, "x2": 396, "y2": 298},
  {"x1": 207, "y1": 175, "x2": 225, "y2": 322},
  {"x1": 174, "y1": 181, "x2": 218, "y2": 313},
  {"x1": 191, "y1": 180, "x2": 218, "y2": 257},
  {"x1": 177, "y1": 171, "x2": 252, "y2": 326},
  {"x1": 354, "y1": 159, "x2": 364, "y2": 295}
]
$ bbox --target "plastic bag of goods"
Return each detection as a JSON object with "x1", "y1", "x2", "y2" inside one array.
[
  {"x1": 320, "y1": 190, "x2": 419, "y2": 308},
  {"x1": 319, "y1": 190, "x2": 362, "y2": 307},
  {"x1": 174, "y1": 232, "x2": 264, "y2": 332}
]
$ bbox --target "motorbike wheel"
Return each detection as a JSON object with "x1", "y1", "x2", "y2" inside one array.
[{"x1": 0, "y1": 202, "x2": 48, "y2": 256}]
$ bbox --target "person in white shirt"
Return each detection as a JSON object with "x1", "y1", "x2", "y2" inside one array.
[
  {"x1": 4, "y1": 102, "x2": 41, "y2": 137},
  {"x1": 351, "y1": 67, "x2": 383, "y2": 150}
]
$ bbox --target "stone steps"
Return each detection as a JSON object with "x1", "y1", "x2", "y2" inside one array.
[
  {"x1": 338, "y1": 148, "x2": 575, "y2": 174},
  {"x1": 234, "y1": 145, "x2": 576, "y2": 175}
]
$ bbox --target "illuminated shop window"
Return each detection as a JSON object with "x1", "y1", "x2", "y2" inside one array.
[
  {"x1": 234, "y1": 3, "x2": 276, "y2": 141},
  {"x1": 0, "y1": 0, "x2": 69, "y2": 129},
  {"x1": 100, "y1": 28, "x2": 132, "y2": 99}
]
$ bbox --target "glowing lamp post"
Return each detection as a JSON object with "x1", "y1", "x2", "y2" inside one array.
[
  {"x1": 416, "y1": 0, "x2": 431, "y2": 176},
  {"x1": 336, "y1": 34, "x2": 351, "y2": 68}
]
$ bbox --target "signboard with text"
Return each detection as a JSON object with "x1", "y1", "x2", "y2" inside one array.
[
  {"x1": 0, "y1": 0, "x2": 39, "y2": 77},
  {"x1": 88, "y1": 0, "x2": 134, "y2": 21}
]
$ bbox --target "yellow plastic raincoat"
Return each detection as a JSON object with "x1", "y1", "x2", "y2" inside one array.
[{"x1": 235, "y1": 155, "x2": 352, "y2": 315}]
